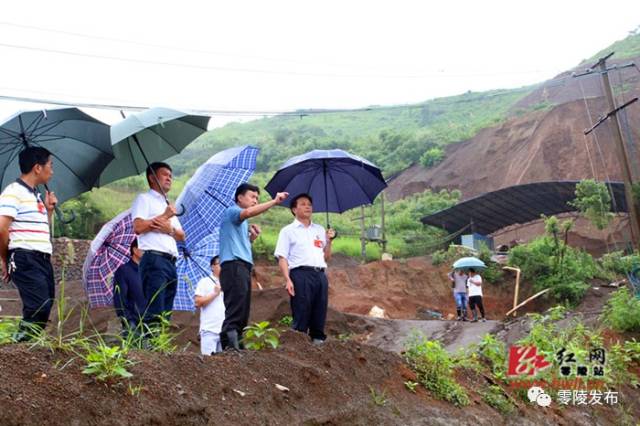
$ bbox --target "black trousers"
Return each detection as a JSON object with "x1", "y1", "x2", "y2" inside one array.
[
  {"x1": 220, "y1": 260, "x2": 252, "y2": 348},
  {"x1": 9, "y1": 249, "x2": 55, "y2": 331},
  {"x1": 290, "y1": 267, "x2": 328, "y2": 341},
  {"x1": 469, "y1": 295, "x2": 485, "y2": 318}
]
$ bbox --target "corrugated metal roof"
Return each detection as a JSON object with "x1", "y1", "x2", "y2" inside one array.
[{"x1": 421, "y1": 181, "x2": 627, "y2": 235}]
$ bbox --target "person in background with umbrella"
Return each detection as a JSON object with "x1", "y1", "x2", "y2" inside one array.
[
  {"x1": 132, "y1": 162, "x2": 185, "y2": 333},
  {"x1": 219, "y1": 183, "x2": 288, "y2": 351},
  {"x1": 448, "y1": 268, "x2": 469, "y2": 321},
  {"x1": 467, "y1": 268, "x2": 487, "y2": 322},
  {"x1": 274, "y1": 194, "x2": 335, "y2": 344},
  {"x1": 0, "y1": 147, "x2": 57, "y2": 341},
  {"x1": 113, "y1": 239, "x2": 145, "y2": 338}
]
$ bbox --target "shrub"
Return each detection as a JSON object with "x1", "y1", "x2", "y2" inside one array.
[
  {"x1": 82, "y1": 342, "x2": 133, "y2": 381},
  {"x1": 478, "y1": 334, "x2": 507, "y2": 380},
  {"x1": 481, "y1": 385, "x2": 514, "y2": 415},
  {"x1": 404, "y1": 332, "x2": 469, "y2": 406},
  {"x1": 278, "y1": 315, "x2": 293, "y2": 327},
  {"x1": 419, "y1": 147, "x2": 445, "y2": 168},
  {"x1": 243, "y1": 321, "x2": 280, "y2": 350},
  {"x1": 508, "y1": 216, "x2": 596, "y2": 305},
  {"x1": 599, "y1": 251, "x2": 640, "y2": 276},
  {"x1": 569, "y1": 179, "x2": 614, "y2": 230},
  {"x1": 601, "y1": 287, "x2": 640, "y2": 332}
]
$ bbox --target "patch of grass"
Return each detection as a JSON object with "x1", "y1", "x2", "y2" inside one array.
[
  {"x1": 404, "y1": 332, "x2": 470, "y2": 406},
  {"x1": 404, "y1": 380, "x2": 418, "y2": 393},
  {"x1": 369, "y1": 386, "x2": 388, "y2": 406},
  {"x1": 0, "y1": 318, "x2": 20, "y2": 344},
  {"x1": 481, "y1": 385, "x2": 514, "y2": 415},
  {"x1": 601, "y1": 287, "x2": 640, "y2": 332},
  {"x1": 278, "y1": 315, "x2": 293, "y2": 327}
]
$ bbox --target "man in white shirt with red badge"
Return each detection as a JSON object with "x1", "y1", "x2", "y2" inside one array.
[
  {"x1": 274, "y1": 193, "x2": 335, "y2": 343},
  {"x1": 131, "y1": 162, "x2": 185, "y2": 332}
]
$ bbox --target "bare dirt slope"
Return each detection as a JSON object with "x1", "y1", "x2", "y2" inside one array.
[{"x1": 386, "y1": 57, "x2": 640, "y2": 203}]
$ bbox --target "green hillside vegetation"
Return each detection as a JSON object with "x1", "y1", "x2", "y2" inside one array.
[
  {"x1": 63, "y1": 30, "x2": 640, "y2": 259},
  {"x1": 177, "y1": 88, "x2": 530, "y2": 176},
  {"x1": 584, "y1": 26, "x2": 640, "y2": 63}
]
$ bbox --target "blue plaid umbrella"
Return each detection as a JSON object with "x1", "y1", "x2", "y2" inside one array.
[
  {"x1": 173, "y1": 233, "x2": 220, "y2": 311},
  {"x1": 172, "y1": 145, "x2": 259, "y2": 311},
  {"x1": 177, "y1": 145, "x2": 259, "y2": 244}
]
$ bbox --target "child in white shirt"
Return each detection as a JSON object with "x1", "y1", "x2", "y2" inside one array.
[
  {"x1": 467, "y1": 268, "x2": 486, "y2": 322},
  {"x1": 194, "y1": 256, "x2": 225, "y2": 355}
]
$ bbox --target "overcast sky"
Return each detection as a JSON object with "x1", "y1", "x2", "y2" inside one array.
[{"x1": 0, "y1": 0, "x2": 639, "y2": 126}]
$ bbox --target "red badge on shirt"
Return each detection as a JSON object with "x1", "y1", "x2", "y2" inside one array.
[
  {"x1": 37, "y1": 200, "x2": 46, "y2": 214},
  {"x1": 313, "y1": 237, "x2": 323, "y2": 248}
]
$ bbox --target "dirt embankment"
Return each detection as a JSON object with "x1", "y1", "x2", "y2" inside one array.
[{"x1": 386, "y1": 56, "x2": 640, "y2": 204}]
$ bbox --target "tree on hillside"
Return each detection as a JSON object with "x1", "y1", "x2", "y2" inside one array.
[{"x1": 569, "y1": 179, "x2": 614, "y2": 230}]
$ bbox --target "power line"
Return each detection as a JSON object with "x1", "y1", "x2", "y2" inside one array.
[
  {"x1": 0, "y1": 66, "x2": 603, "y2": 118},
  {"x1": 0, "y1": 40, "x2": 561, "y2": 80},
  {"x1": 0, "y1": 21, "x2": 564, "y2": 79}
]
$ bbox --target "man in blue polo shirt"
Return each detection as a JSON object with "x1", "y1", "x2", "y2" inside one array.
[
  {"x1": 0, "y1": 147, "x2": 58, "y2": 341},
  {"x1": 219, "y1": 183, "x2": 287, "y2": 350}
]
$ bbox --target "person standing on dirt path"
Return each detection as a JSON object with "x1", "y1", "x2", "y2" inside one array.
[
  {"x1": 274, "y1": 193, "x2": 335, "y2": 344},
  {"x1": 467, "y1": 268, "x2": 486, "y2": 322},
  {"x1": 0, "y1": 147, "x2": 57, "y2": 341},
  {"x1": 219, "y1": 183, "x2": 288, "y2": 351},
  {"x1": 113, "y1": 238, "x2": 145, "y2": 338},
  {"x1": 448, "y1": 269, "x2": 468, "y2": 321},
  {"x1": 131, "y1": 162, "x2": 185, "y2": 333}
]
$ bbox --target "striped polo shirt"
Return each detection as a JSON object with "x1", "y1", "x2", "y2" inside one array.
[{"x1": 0, "y1": 180, "x2": 52, "y2": 254}]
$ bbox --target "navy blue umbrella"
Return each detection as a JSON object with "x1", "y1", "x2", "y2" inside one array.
[{"x1": 265, "y1": 149, "x2": 386, "y2": 225}]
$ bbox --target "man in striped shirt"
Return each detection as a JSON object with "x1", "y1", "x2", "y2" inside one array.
[{"x1": 0, "y1": 147, "x2": 57, "y2": 341}]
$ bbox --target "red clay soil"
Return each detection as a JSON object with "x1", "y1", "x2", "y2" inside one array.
[{"x1": 2, "y1": 330, "x2": 637, "y2": 426}]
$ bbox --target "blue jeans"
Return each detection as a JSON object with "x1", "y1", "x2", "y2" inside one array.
[
  {"x1": 139, "y1": 252, "x2": 177, "y2": 326},
  {"x1": 454, "y1": 292, "x2": 468, "y2": 310}
]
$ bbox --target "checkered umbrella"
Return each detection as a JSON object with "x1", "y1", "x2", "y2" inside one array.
[
  {"x1": 172, "y1": 145, "x2": 259, "y2": 311},
  {"x1": 82, "y1": 210, "x2": 135, "y2": 308},
  {"x1": 173, "y1": 233, "x2": 220, "y2": 311},
  {"x1": 177, "y1": 145, "x2": 259, "y2": 245}
]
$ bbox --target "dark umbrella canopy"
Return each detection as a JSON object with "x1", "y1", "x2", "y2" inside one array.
[
  {"x1": 265, "y1": 149, "x2": 387, "y2": 214},
  {"x1": 0, "y1": 108, "x2": 113, "y2": 204},
  {"x1": 98, "y1": 107, "x2": 210, "y2": 187}
]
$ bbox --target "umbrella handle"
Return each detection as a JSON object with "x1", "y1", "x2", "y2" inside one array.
[
  {"x1": 54, "y1": 206, "x2": 76, "y2": 225},
  {"x1": 175, "y1": 203, "x2": 186, "y2": 217}
]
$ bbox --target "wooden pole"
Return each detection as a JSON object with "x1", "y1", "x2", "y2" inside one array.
[
  {"x1": 503, "y1": 266, "x2": 521, "y2": 316},
  {"x1": 598, "y1": 58, "x2": 640, "y2": 247}
]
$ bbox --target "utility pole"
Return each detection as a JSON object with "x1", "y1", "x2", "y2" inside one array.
[{"x1": 574, "y1": 52, "x2": 640, "y2": 248}]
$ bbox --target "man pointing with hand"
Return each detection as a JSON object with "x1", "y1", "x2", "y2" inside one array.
[{"x1": 219, "y1": 183, "x2": 288, "y2": 350}]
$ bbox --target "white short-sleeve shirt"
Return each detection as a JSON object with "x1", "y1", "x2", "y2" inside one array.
[
  {"x1": 195, "y1": 275, "x2": 225, "y2": 333},
  {"x1": 467, "y1": 275, "x2": 483, "y2": 297},
  {"x1": 131, "y1": 189, "x2": 182, "y2": 257},
  {"x1": 0, "y1": 180, "x2": 52, "y2": 254},
  {"x1": 274, "y1": 219, "x2": 327, "y2": 269}
]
